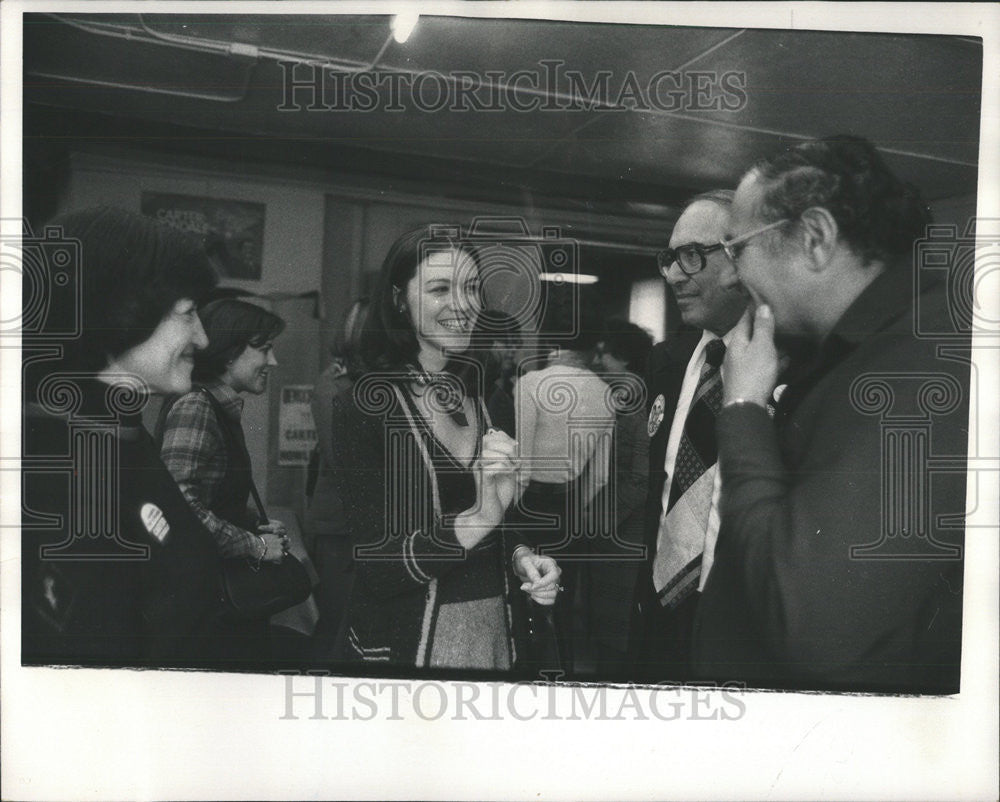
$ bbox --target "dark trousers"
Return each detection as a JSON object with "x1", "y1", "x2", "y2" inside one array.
[
  {"x1": 629, "y1": 575, "x2": 701, "y2": 684},
  {"x1": 311, "y1": 536, "x2": 355, "y2": 662}
]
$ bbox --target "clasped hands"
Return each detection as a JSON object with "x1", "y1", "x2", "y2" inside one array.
[
  {"x1": 513, "y1": 547, "x2": 561, "y2": 606},
  {"x1": 474, "y1": 428, "x2": 521, "y2": 520},
  {"x1": 471, "y1": 429, "x2": 562, "y2": 605},
  {"x1": 256, "y1": 519, "x2": 290, "y2": 563}
]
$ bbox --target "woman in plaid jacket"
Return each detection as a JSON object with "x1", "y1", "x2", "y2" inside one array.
[{"x1": 159, "y1": 298, "x2": 290, "y2": 665}]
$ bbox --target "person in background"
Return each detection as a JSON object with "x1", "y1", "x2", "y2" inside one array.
[
  {"x1": 629, "y1": 188, "x2": 750, "y2": 683},
  {"x1": 694, "y1": 135, "x2": 968, "y2": 693},
  {"x1": 511, "y1": 309, "x2": 616, "y2": 677},
  {"x1": 159, "y1": 298, "x2": 290, "y2": 667},
  {"x1": 22, "y1": 206, "x2": 221, "y2": 667},
  {"x1": 327, "y1": 225, "x2": 560, "y2": 670},
  {"x1": 306, "y1": 296, "x2": 369, "y2": 659},
  {"x1": 585, "y1": 318, "x2": 654, "y2": 677}
]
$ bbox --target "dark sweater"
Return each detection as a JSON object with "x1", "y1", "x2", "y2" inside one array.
[
  {"x1": 22, "y1": 379, "x2": 222, "y2": 668},
  {"x1": 327, "y1": 375, "x2": 519, "y2": 669}
]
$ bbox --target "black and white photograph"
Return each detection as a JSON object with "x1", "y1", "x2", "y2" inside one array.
[{"x1": 2, "y1": 2, "x2": 998, "y2": 800}]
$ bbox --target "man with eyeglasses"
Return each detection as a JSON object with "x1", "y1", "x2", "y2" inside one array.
[
  {"x1": 691, "y1": 135, "x2": 969, "y2": 693},
  {"x1": 628, "y1": 189, "x2": 750, "y2": 683}
]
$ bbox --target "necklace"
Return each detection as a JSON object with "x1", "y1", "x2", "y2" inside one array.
[{"x1": 405, "y1": 366, "x2": 470, "y2": 428}]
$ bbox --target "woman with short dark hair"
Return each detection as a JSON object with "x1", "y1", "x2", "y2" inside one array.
[
  {"x1": 159, "y1": 298, "x2": 289, "y2": 665},
  {"x1": 22, "y1": 206, "x2": 221, "y2": 667}
]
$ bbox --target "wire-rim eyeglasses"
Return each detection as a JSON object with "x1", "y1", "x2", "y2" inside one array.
[{"x1": 719, "y1": 218, "x2": 792, "y2": 264}]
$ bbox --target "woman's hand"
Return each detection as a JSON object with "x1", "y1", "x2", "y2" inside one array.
[
  {"x1": 455, "y1": 429, "x2": 519, "y2": 550},
  {"x1": 514, "y1": 550, "x2": 562, "y2": 606},
  {"x1": 475, "y1": 428, "x2": 519, "y2": 527},
  {"x1": 258, "y1": 520, "x2": 290, "y2": 555},
  {"x1": 256, "y1": 527, "x2": 288, "y2": 563}
]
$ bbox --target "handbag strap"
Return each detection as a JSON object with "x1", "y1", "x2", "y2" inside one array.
[{"x1": 200, "y1": 387, "x2": 270, "y2": 525}]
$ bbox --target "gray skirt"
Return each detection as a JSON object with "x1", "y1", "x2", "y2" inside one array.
[{"x1": 429, "y1": 595, "x2": 511, "y2": 670}]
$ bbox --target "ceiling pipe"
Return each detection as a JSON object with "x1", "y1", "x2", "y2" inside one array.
[{"x1": 39, "y1": 14, "x2": 979, "y2": 169}]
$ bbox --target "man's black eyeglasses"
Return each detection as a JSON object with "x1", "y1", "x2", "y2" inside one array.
[{"x1": 656, "y1": 242, "x2": 726, "y2": 278}]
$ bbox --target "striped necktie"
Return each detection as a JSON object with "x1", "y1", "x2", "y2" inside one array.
[{"x1": 652, "y1": 338, "x2": 725, "y2": 607}]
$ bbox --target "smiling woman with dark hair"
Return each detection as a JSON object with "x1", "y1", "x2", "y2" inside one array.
[
  {"x1": 326, "y1": 225, "x2": 562, "y2": 671},
  {"x1": 22, "y1": 206, "x2": 222, "y2": 668},
  {"x1": 159, "y1": 298, "x2": 290, "y2": 665}
]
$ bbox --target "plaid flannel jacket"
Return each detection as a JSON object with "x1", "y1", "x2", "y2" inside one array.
[{"x1": 160, "y1": 381, "x2": 261, "y2": 559}]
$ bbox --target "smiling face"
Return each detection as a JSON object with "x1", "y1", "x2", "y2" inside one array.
[
  {"x1": 664, "y1": 200, "x2": 747, "y2": 336},
  {"x1": 224, "y1": 339, "x2": 278, "y2": 395},
  {"x1": 728, "y1": 172, "x2": 806, "y2": 337},
  {"x1": 109, "y1": 298, "x2": 208, "y2": 394},
  {"x1": 405, "y1": 247, "x2": 482, "y2": 369}
]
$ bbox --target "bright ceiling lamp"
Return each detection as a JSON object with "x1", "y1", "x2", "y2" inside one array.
[
  {"x1": 391, "y1": 10, "x2": 419, "y2": 44},
  {"x1": 539, "y1": 273, "x2": 599, "y2": 285}
]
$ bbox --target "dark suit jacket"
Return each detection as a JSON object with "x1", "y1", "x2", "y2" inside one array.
[{"x1": 693, "y1": 266, "x2": 967, "y2": 694}]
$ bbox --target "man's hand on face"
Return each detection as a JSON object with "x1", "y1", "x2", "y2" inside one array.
[{"x1": 723, "y1": 304, "x2": 780, "y2": 408}]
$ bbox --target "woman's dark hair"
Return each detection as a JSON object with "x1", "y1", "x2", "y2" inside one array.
[
  {"x1": 358, "y1": 225, "x2": 481, "y2": 382},
  {"x1": 192, "y1": 298, "x2": 285, "y2": 382},
  {"x1": 34, "y1": 206, "x2": 217, "y2": 374},
  {"x1": 601, "y1": 318, "x2": 654, "y2": 375},
  {"x1": 330, "y1": 296, "x2": 370, "y2": 379},
  {"x1": 751, "y1": 135, "x2": 931, "y2": 267}
]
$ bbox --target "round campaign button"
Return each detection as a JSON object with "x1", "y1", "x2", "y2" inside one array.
[{"x1": 140, "y1": 502, "x2": 171, "y2": 544}]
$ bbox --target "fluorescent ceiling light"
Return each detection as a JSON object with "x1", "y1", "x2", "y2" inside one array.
[
  {"x1": 539, "y1": 273, "x2": 599, "y2": 285},
  {"x1": 391, "y1": 11, "x2": 419, "y2": 44}
]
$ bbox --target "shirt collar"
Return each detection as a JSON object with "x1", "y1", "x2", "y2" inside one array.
[
  {"x1": 693, "y1": 325, "x2": 737, "y2": 364},
  {"x1": 199, "y1": 380, "x2": 245, "y2": 419}
]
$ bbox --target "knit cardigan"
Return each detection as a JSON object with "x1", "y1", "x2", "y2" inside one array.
[{"x1": 327, "y1": 375, "x2": 519, "y2": 669}]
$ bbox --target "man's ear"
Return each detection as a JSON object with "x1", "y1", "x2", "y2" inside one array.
[{"x1": 798, "y1": 206, "x2": 839, "y2": 271}]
